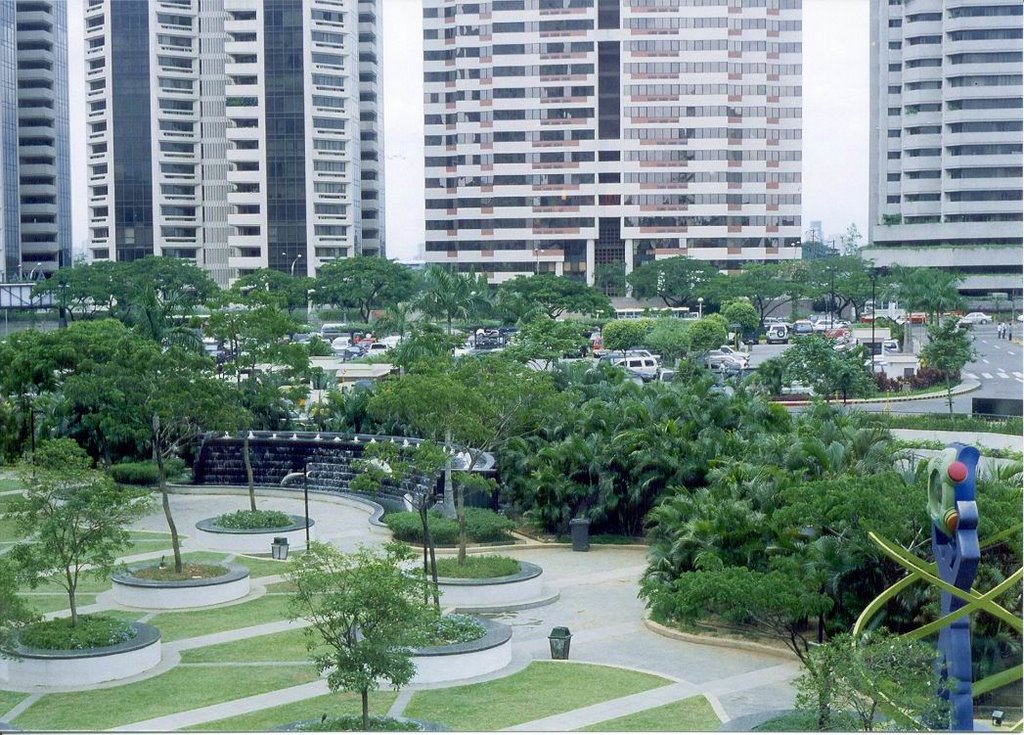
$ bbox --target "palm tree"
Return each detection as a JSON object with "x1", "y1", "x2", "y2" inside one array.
[
  {"x1": 127, "y1": 285, "x2": 203, "y2": 353},
  {"x1": 415, "y1": 266, "x2": 491, "y2": 333}
]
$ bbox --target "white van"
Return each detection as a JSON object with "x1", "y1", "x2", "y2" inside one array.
[
  {"x1": 605, "y1": 355, "x2": 661, "y2": 378},
  {"x1": 320, "y1": 323, "x2": 348, "y2": 339}
]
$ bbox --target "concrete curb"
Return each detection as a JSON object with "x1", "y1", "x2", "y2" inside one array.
[
  {"x1": 772, "y1": 379, "x2": 981, "y2": 407},
  {"x1": 642, "y1": 617, "x2": 798, "y2": 661}
]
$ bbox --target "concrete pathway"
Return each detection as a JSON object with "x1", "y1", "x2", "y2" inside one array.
[{"x1": 7, "y1": 494, "x2": 801, "y2": 731}]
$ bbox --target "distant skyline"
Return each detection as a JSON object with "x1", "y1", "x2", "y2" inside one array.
[{"x1": 67, "y1": 0, "x2": 870, "y2": 263}]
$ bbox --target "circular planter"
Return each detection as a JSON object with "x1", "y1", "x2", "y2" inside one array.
[
  {"x1": 410, "y1": 617, "x2": 512, "y2": 684},
  {"x1": 274, "y1": 717, "x2": 446, "y2": 732},
  {"x1": 111, "y1": 562, "x2": 251, "y2": 609},
  {"x1": 437, "y1": 561, "x2": 557, "y2": 612},
  {"x1": 0, "y1": 622, "x2": 161, "y2": 687},
  {"x1": 195, "y1": 514, "x2": 313, "y2": 554}
]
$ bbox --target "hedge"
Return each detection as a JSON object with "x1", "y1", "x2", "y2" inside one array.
[
  {"x1": 19, "y1": 615, "x2": 136, "y2": 651},
  {"x1": 109, "y1": 458, "x2": 187, "y2": 485},
  {"x1": 385, "y1": 508, "x2": 514, "y2": 545}
]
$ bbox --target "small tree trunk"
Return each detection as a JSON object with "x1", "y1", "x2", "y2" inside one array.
[
  {"x1": 244, "y1": 434, "x2": 256, "y2": 512},
  {"x1": 947, "y1": 379, "x2": 954, "y2": 417},
  {"x1": 425, "y1": 524, "x2": 440, "y2": 610},
  {"x1": 153, "y1": 414, "x2": 183, "y2": 574},
  {"x1": 361, "y1": 688, "x2": 369, "y2": 730},
  {"x1": 456, "y1": 479, "x2": 467, "y2": 565},
  {"x1": 66, "y1": 570, "x2": 78, "y2": 627},
  {"x1": 419, "y1": 503, "x2": 430, "y2": 605},
  {"x1": 440, "y1": 429, "x2": 456, "y2": 519}
]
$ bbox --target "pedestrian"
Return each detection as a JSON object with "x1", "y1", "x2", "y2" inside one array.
[{"x1": 998, "y1": 322, "x2": 1006, "y2": 340}]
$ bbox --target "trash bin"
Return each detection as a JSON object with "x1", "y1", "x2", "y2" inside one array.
[
  {"x1": 569, "y1": 518, "x2": 590, "y2": 552},
  {"x1": 271, "y1": 537, "x2": 289, "y2": 560},
  {"x1": 548, "y1": 627, "x2": 571, "y2": 660}
]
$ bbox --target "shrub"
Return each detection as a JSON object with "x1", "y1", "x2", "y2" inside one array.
[
  {"x1": 881, "y1": 413, "x2": 1023, "y2": 436},
  {"x1": 297, "y1": 716, "x2": 420, "y2": 731},
  {"x1": 874, "y1": 373, "x2": 902, "y2": 393},
  {"x1": 130, "y1": 562, "x2": 228, "y2": 581},
  {"x1": 385, "y1": 508, "x2": 514, "y2": 545},
  {"x1": 214, "y1": 509, "x2": 293, "y2": 530},
  {"x1": 907, "y1": 366, "x2": 954, "y2": 390},
  {"x1": 424, "y1": 614, "x2": 485, "y2": 647},
  {"x1": 19, "y1": 615, "x2": 136, "y2": 651},
  {"x1": 109, "y1": 458, "x2": 187, "y2": 485},
  {"x1": 462, "y1": 507, "x2": 516, "y2": 542},
  {"x1": 434, "y1": 555, "x2": 520, "y2": 579}
]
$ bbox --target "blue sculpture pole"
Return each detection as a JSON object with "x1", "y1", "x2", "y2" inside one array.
[{"x1": 927, "y1": 443, "x2": 981, "y2": 731}]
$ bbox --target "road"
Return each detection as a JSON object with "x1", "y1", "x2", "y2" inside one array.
[{"x1": 743, "y1": 323, "x2": 1022, "y2": 416}]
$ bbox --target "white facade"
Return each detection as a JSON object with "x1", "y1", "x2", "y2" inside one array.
[
  {"x1": 85, "y1": 0, "x2": 384, "y2": 285},
  {"x1": 866, "y1": 0, "x2": 1023, "y2": 299},
  {"x1": 422, "y1": 0, "x2": 803, "y2": 284}
]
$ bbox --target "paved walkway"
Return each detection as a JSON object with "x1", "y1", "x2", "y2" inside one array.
[{"x1": 6, "y1": 493, "x2": 801, "y2": 731}]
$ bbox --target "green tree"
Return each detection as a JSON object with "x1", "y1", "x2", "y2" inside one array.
[
  {"x1": 0, "y1": 557, "x2": 37, "y2": 655},
  {"x1": 504, "y1": 315, "x2": 589, "y2": 368},
  {"x1": 644, "y1": 318, "x2": 691, "y2": 364},
  {"x1": 626, "y1": 257, "x2": 721, "y2": 308},
  {"x1": 594, "y1": 263, "x2": 626, "y2": 297},
  {"x1": 921, "y1": 317, "x2": 977, "y2": 415},
  {"x1": 207, "y1": 301, "x2": 300, "y2": 386},
  {"x1": 781, "y1": 337, "x2": 873, "y2": 402},
  {"x1": 721, "y1": 300, "x2": 759, "y2": 344},
  {"x1": 601, "y1": 319, "x2": 655, "y2": 353},
  {"x1": 7, "y1": 439, "x2": 152, "y2": 626},
  {"x1": 687, "y1": 315, "x2": 728, "y2": 355},
  {"x1": 415, "y1": 266, "x2": 491, "y2": 333},
  {"x1": 719, "y1": 262, "x2": 796, "y2": 324},
  {"x1": 495, "y1": 273, "x2": 612, "y2": 320},
  {"x1": 312, "y1": 257, "x2": 416, "y2": 323},
  {"x1": 287, "y1": 541, "x2": 435, "y2": 730},
  {"x1": 230, "y1": 269, "x2": 312, "y2": 315}
]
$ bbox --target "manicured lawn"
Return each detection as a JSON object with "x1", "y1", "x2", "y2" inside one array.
[
  {"x1": 264, "y1": 579, "x2": 297, "y2": 593},
  {"x1": 125, "y1": 530, "x2": 177, "y2": 555},
  {"x1": 231, "y1": 553, "x2": 296, "y2": 578},
  {"x1": 137, "y1": 593, "x2": 292, "y2": 641},
  {"x1": 403, "y1": 661, "x2": 671, "y2": 731},
  {"x1": 181, "y1": 691, "x2": 399, "y2": 731},
  {"x1": 28, "y1": 573, "x2": 112, "y2": 594},
  {"x1": 13, "y1": 665, "x2": 318, "y2": 731},
  {"x1": 580, "y1": 696, "x2": 720, "y2": 731},
  {"x1": 0, "y1": 478, "x2": 24, "y2": 492},
  {"x1": 180, "y1": 627, "x2": 312, "y2": 663},
  {"x1": 18, "y1": 593, "x2": 98, "y2": 615},
  {"x1": 0, "y1": 517, "x2": 25, "y2": 542},
  {"x1": 0, "y1": 690, "x2": 29, "y2": 716}
]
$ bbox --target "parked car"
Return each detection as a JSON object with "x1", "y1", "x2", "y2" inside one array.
[
  {"x1": 713, "y1": 345, "x2": 749, "y2": 365},
  {"x1": 602, "y1": 354, "x2": 661, "y2": 378},
  {"x1": 959, "y1": 312, "x2": 992, "y2": 325},
  {"x1": 766, "y1": 323, "x2": 790, "y2": 344},
  {"x1": 792, "y1": 319, "x2": 814, "y2": 335},
  {"x1": 706, "y1": 351, "x2": 748, "y2": 371},
  {"x1": 362, "y1": 342, "x2": 391, "y2": 357}
]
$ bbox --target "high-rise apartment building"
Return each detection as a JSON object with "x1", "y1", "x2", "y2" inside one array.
[
  {"x1": 84, "y1": 0, "x2": 384, "y2": 284},
  {"x1": 422, "y1": 0, "x2": 803, "y2": 284},
  {"x1": 0, "y1": 0, "x2": 72, "y2": 280},
  {"x1": 866, "y1": 0, "x2": 1022, "y2": 300}
]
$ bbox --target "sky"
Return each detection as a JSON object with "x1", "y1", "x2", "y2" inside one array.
[{"x1": 67, "y1": 0, "x2": 870, "y2": 262}]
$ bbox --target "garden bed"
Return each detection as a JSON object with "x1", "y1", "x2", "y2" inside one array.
[
  {"x1": 409, "y1": 616, "x2": 512, "y2": 684},
  {"x1": 111, "y1": 562, "x2": 251, "y2": 609},
  {"x1": 0, "y1": 620, "x2": 161, "y2": 687},
  {"x1": 435, "y1": 559, "x2": 556, "y2": 612},
  {"x1": 194, "y1": 514, "x2": 313, "y2": 553},
  {"x1": 275, "y1": 716, "x2": 442, "y2": 731}
]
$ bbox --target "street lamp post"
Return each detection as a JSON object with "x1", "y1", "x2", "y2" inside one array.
[
  {"x1": 870, "y1": 273, "x2": 877, "y2": 369},
  {"x1": 697, "y1": 296, "x2": 704, "y2": 319},
  {"x1": 829, "y1": 267, "x2": 835, "y2": 330},
  {"x1": 290, "y1": 253, "x2": 304, "y2": 278},
  {"x1": 303, "y1": 460, "x2": 310, "y2": 546}
]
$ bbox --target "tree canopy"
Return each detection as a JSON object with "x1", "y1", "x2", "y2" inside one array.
[
  {"x1": 312, "y1": 257, "x2": 417, "y2": 323},
  {"x1": 626, "y1": 257, "x2": 722, "y2": 308},
  {"x1": 496, "y1": 273, "x2": 612, "y2": 320}
]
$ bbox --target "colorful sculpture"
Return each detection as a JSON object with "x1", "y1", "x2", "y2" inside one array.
[{"x1": 927, "y1": 444, "x2": 980, "y2": 731}]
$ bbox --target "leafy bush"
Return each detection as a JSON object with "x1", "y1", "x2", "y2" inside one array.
[
  {"x1": 907, "y1": 366, "x2": 954, "y2": 390},
  {"x1": 881, "y1": 413, "x2": 1023, "y2": 436},
  {"x1": 214, "y1": 509, "x2": 293, "y2": 530},
  {"x1": 434, "y1": 555, "x2": 520, "y2": 579},
  {"x1": 109, "y1": 458, "x2": 187, "y2": 485},
  {"x1": 424, "y1": 614, "x2": 485, "y2": 646},
  {"x1": 297, "y1": 716, "x2": 420, "y2": 731},
  {"x1": 384, "y1": 508, "x2": 514, "y2": 545},
  {"x1": 130, "y1": 563, "x2": 228, "y2": 581},
  {"x1": 19, "y1": 615, "x2": 136, "y2": 651}
]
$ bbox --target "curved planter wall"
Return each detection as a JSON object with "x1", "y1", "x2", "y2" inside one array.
[
  {"x1": 0, "y1": 622, "x2": 161, "y2": 687},
  {"x1": 410, "y1": 618, "x2": 512, "y2": 685},
  {"x1": 194, "y1": 515, "x2": 312, "y2": 554},
  {"x1": 438, "y1": 561, "x2": 551, "y2": 612},
  {"x1": 111, "y1": 563, "x2": 251, "y2": 610}
]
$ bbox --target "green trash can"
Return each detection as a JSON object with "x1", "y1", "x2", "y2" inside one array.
[
  {"x1": 548, "y1": 626, "x2": 572, "y2": 660},
  {"x1": 569, "y1": 518, "x2": 590, "y2": 552}
]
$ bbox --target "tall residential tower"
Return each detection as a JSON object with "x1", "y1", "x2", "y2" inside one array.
[
  {"x1": 1, "y1": 0, "x2": 72, "y2": 280},
  {"x1": 866, "y1": 0, "x2": 1023, "y2": 300},
  {"x1": 422, "y1": 0, "x2": 803, "y2": 284},
  {"x1": 84, "y1": 0, "x2": 384, "y2": 284}
]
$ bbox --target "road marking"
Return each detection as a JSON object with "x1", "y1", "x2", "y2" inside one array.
[
  {"x1": 993, "y1": 344, "x2": 1002, "y2": 350},
  {"x1": 965, "y1": 372, "x2": 978, "y2": 380},
  {"x1": 998, "y1": 372, "x2": 1009, "y2": 379},
  {"x1": 982, "y1": 372, "x2": 994, "y2": 380},
  {"x1": 982, "y1": 358, "x2": 990, "y2": 364},
  {"x1": 1008, "y1": 352, "x2": 1017, "y2": 356},
  {"x1": 1014, "y1": 372, "x2": 1023, "y2": 379}
]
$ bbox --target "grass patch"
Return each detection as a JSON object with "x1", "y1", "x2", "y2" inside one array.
[
  {"x1": 265, "y1": 579, "x2": 298, "y2": 593},
  {"x1": 434, "y1": 555, "x2": 520, "y2": 579},
  {"x1": 180, "y1": 627, "x2": 311, "y2": 663},
  {"x1": 141, "y1": 593, "x2": 292, "y2": 641},
  {"x1": 18, "y1": 592, "x2": 98, "y2": 615},
  {"x1": 182, "y1": 691, "x2": 399, "y2": 732},
  {"x1": 580, "y1": 696, "x2": 720, "y2": 731},
  {"x1": 879, "y1": 413, "x2": 1023, "y2": 436},
  {"x1": 554, "y1": 533, "x2": 646, "y2": 545},
  {"x1": 0, "y1": 517, "x2": 26, "y2": 543},
  {"x1": 23, "y1": 572, "x2": 111, "y2": 594},
  {"x1": 13, "y1": 665, "x2": 318, "y2": 731},
  {"x1": 403, "y1": 661, "x2": 671, "y2": 730},
  {"x1": 0, "y1": 690, "x2": 29, "y2": 716},
  {"x1": 230, "y1": 553, "x2": 296, "y2": 578},
  {"x1": 0, "y1": 478, "x2": 24, "y2": 492},
  {"x1": 130, "y1": 563, "x2": 228, "y2": 582},
  {"x1": 299, "y1": 715, "x2": 418, "y2": 731},
  {"x1": 754, "y1": 710, "x2": 860, "y2": 731},
  {"x1": 125, "y1": 530, "x2": 177, "y2": 555}
]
